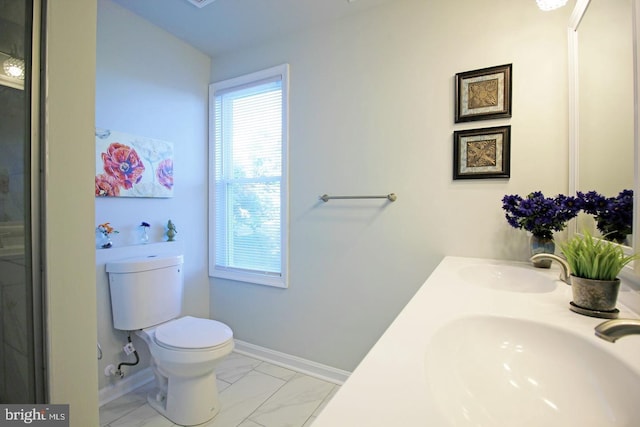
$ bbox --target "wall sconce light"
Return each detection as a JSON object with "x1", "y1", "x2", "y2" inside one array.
[
  {"x1": 536, "y1": 0, "x2": 568, "y2": 11},
  {"x1": 3, "y1": 57, "x2": 25, "y2": 80}
]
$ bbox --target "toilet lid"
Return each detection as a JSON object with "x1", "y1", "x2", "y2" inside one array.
[{"x1": 155, "y1": 316, "x2": 233, "y2": 350}]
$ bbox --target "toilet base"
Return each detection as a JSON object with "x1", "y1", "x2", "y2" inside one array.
[
  {"x1": 132, "y1": 321, "x2": 234, "y2": 425},
  {"x1": 147, "y1": 368, "x2": 221, "y2": 426}
]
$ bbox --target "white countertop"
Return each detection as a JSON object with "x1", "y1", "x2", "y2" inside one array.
[{"x1": 312, "y1": 256, "x2": 640, "y2": 427}]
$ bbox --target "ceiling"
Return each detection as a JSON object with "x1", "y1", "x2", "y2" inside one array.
[{"x1": 111, "y1": 0, "x2": 393, "y2": 58}]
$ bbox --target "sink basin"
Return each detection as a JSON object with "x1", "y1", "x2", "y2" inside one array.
[
  {"x1": 425, "y1": 316, "x2": 640, "y2": 426},
  {"x1": 458, "y1": 264, "x2": 556, "y2": 293}
]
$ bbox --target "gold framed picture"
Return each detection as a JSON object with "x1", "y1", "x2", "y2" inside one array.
[
  {"x1": 453, "y1": 126, "x2": 511, "y2": 180},
  {"x1": 455, "y1": 64, "x2": 512, "y2": 123}
]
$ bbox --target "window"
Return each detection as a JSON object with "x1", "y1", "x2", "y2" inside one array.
[{"x1": 209, "y1": 64, "x2": 289, "y2": 288}]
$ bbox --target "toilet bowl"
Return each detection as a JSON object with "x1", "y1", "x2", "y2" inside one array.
[
  {"x1": 137, "y1": 316, "x2": 234, "y2": 426},
  {"x1": 106, "y1": 255, "x2": 234, "y2": 426}
]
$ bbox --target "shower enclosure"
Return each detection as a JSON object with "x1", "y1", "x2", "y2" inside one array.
[{"x1": 0, "y1": 0, "x2": 45, "y2": 403}]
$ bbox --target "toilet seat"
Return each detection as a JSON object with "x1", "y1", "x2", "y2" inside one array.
[{"x1": 154, "y1": 316, "x2": 233, "y2": 351}]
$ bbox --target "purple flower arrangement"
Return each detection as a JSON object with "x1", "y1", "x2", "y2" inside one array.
[
  {"x1": 579, "y1": 190, "x2": 633, "y2": 243},
  {"x1": 502, "y1": 191, "x2": 582, "y2": 239},
  {"x1": 502, "y1": 190, "x2": 634, "y2": 242}
]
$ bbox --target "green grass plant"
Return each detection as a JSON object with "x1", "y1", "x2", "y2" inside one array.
[{"x1": 560, "y1": 230, "x2": 638, "y2": 281}]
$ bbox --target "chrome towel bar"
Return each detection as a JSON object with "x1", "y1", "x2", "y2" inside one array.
[{"x1": 320, "y1": 193, "x2": 397, "y2": 202}]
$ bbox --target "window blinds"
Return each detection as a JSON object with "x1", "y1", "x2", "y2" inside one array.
[{"x1": 214, "y1": 78, "x2": 283, "y2": 276}]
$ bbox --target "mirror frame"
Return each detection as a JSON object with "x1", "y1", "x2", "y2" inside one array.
[{"x1": 568, "y1": 0, "x2": 640, "y2": 277}]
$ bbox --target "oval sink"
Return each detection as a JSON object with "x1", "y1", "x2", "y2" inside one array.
[
  {"x1": 425, "y1": 316, "x2": 640, "y2": 426},
  {"x1": 457, "y1": 264, "x2": 556, "y2": 293}
]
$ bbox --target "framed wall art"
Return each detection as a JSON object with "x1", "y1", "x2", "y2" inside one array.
[
  {"x1": 455, "y1": 63, "x2": 512, "y2": 123},
  {"x1": 95, "y1": 128, "x2": 174, "y2": 198},
  {"x1": 453, "y1": 126, "x2": 510, "y2": 180}
]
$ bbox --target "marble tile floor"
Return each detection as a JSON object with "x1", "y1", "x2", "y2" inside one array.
[{"x1": 100, "y1": 352, "x2": 339, "y2": 427}]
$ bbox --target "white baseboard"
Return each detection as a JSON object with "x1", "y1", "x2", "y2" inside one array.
[
  {"x1": 98, "y1": 367, "x2": 154, "y2": 407},
  {"x1": 233, "y1": 339, "x2": 351, "y2": 385},
  {"x1": 98, "y1": 341, "x2": 351, "y2": 407}
]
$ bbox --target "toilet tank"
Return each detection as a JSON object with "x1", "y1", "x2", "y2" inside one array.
[{"x1": 106, "y1": 254, "x2": 184, "y2": 330}]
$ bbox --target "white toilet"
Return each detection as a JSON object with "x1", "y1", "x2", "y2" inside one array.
[{"x1": 106, "y1": 254, "x2": 234, "y2": 426}]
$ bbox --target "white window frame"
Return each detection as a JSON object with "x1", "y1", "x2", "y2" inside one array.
[{"x1": 208, "y1": 64, "x2": 289, "y2": 288}]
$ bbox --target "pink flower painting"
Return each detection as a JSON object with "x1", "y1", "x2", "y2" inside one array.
[
  {"x1": 95, "y1": 128, "x2": 174, "y2": 198},
  {"x1": 156, "y1": 158, "x2": 174, "y2": 190},
  {"x1": 101, "y1": 143, "x2": 145, "y2": 190},
  {"x1": 95, "y1": 173, "x2": 121, "y2": 197}
]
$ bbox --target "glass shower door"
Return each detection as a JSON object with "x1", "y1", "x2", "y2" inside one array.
[{"x1": 0, "y1": 0, "x2": 44, "y2": 403}]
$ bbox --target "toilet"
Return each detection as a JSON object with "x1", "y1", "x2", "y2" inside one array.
[{"x1": 106, "y1": 254, "x2": 234, "y2": 426}]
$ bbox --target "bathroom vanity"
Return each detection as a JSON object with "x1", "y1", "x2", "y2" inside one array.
[{"x1": 312, "y1": 257, "x2": 640, "y2": 427}]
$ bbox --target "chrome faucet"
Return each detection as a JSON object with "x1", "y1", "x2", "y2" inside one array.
[
  {"x1": 595, "y1": 319, "x2": 640, "y2": 342},
  {"x1": 529, "y1": 253, "x2": 571, "y2": 285}
]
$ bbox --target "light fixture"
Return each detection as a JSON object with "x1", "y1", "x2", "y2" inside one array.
[
  {"x1": 185, "y1": 0, "x2": 216, "y2": 8},
  {"x1": 3, "y1": 57, "x2": 25, "y2": 80},
  {"x1": 536, "y1": 0, "x2": 568, "y2": 11}
]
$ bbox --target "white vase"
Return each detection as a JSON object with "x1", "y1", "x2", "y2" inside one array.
[
  {"x1": 96, "y1": 230, "x2": 112, "y2": 249},
  {"x1": 140, "y1": 227, "x2": 149, "y2": 244}
]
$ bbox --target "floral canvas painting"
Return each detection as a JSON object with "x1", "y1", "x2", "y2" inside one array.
[{"x1": 95, "y1": 128, "x2": 174, "y2": 198}]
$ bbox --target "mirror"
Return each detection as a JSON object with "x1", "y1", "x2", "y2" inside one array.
[
  {"x1": 569, "y1": 0, "x2": 636, "y2": 250},
  {"x1": 0, "y1": 5, "x2": 26, "y2": 91}
]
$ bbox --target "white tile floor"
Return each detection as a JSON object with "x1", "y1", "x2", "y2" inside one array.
[{"x1": 99, "y1": 352, "x2": 339, "y2": 427}]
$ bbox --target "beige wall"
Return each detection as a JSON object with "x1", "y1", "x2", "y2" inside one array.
[
  {"x1": 210, "y1": 0, "x2": 573, "y2": 371},
  {"x1": 44, "y1": 0, "x2": 99, "y2": 425}
]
